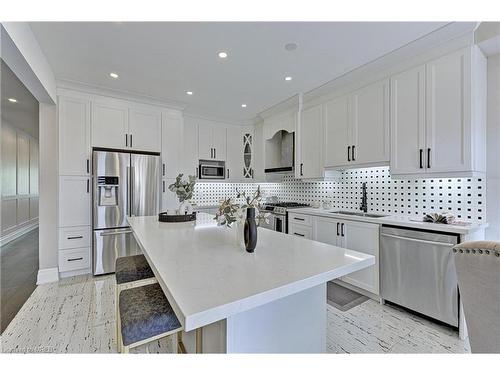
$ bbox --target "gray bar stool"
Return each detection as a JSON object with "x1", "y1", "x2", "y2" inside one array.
[
  {"x1": 453, "y1": 241, "x2": 500, "y2": 353},
  {"x1": 118, "y1": 283, "x2": 183, "y2": 353},
  {"x1": 115, "y1": 254, "x2": 157, "y2": 352}
]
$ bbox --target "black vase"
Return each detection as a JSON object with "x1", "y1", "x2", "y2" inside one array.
[{"x1": 244, "y1": 207, "x2": 258, "y2": 253}]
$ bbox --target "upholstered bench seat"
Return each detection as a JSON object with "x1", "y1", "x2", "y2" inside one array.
[
  {"x1": 119, "y1": 283, "x2": 182, "y2": 348},
  {"x1": 115, "y1": 254, "x2": 155, "y2": 285}
]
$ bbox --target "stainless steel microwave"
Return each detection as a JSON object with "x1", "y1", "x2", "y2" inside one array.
[{"x1": 199, "y1": 160, "x2": 226, "y2": 179}]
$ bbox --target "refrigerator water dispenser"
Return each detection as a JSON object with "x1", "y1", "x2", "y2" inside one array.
[{"x1": 97, "y1": 176, "x2": 119, "y2": 206}]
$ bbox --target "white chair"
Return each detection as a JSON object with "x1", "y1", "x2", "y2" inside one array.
[{"x1": 453, "y1": 241, "x2": 500, "y2": 353}]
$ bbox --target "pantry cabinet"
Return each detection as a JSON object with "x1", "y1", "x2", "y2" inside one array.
[
  {"x1": 59, "y1": 176, "x2": 91, "y2": 227},
  {"x1": 91, "y1": 99, "x2": 161, "y2": 153},
  {"x1": 161, "y1": 111, "x2": 184, "y2": 179},
  {"x1": 58, "y1": 95, "x2": 91, "y2": 175},
  {"x1": 390, "y1": 46, "x2": 486, "y2": 177},
  {"x1": 298, "y1": 104, "x2": 323, "y2": 179}
]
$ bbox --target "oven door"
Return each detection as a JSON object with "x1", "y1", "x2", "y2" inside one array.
[
  {"x1": 260, "y1": 213, "x2": 285, "y2": 233},
  {"x1": 200, "y1": 164, "x2": 225, "y2": 179}
]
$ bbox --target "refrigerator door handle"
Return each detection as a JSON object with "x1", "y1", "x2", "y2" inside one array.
[
  {"x1": 130, "y1": 166, "x2": 135, "y2": 216},
  {"x1": 100, "y1": 229, "x2": 133, "y2": 236}
]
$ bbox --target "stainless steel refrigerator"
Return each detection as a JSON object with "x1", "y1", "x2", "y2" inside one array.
[{"x1": 92, "y1": 150, "x2": 160, "y2": 275}]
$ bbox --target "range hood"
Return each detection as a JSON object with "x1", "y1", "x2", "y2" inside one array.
[{"x1": 265, "y1": 130, "x2": 295, "y2": 174}]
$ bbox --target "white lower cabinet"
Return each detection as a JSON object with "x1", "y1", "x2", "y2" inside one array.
[
  {"x1": 288, "y1": 223, "x2": 312, "y2": 239},
  {"x1": 59, "y1": 176, "x2": 91, "y2": 227},
  {"x1": 312, "y1": 215, "x2": 380, "y2": 295},
  {"x1": 58, "y1": 247, "x2": 91, "y2": 273}
]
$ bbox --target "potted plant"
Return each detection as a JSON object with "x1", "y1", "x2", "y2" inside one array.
[{"x1": 168, "y1": 174, "x2": 196, "y2": 214}]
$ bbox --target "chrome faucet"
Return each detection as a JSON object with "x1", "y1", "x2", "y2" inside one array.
[{"x1": 360, "y1": 182, "x2": 368, "y2": 213}]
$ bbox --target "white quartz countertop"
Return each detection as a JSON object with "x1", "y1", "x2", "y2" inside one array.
[
  {"x1": 288, "y1": 207, "x2": 488, "y2": 235},
  {"x1": 127, "y1": 213, "x2": 375, "y2": 331}
]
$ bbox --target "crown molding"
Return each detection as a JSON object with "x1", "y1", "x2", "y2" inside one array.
[
  {"x1": 183, "y1": 111, "x2": 253, "y2": 127},
  {"x1": 56, "y1": 78, "x2": 187, "y2": 111},
  {"x1": 255, "y1": 94, "x2": 300, "y2": 122}
]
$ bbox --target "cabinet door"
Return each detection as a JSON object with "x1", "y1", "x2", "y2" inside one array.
[
  {"x1": 212, "y1": 126, "x2": 227, "y2": 161},
  {"x1": 226, "y1": 126, "x2": 242, "y2": 182},
  {"x1": 161, "y1": 178, "x2": 179, "y2": 210},
  {"x1": 183, "y1": 121, "x2": 199, "y2": 177},
  {"x1": 313, "y1": 216, "x2": 341, "y2": 246},
  {"x1": 161, "y1": 112, "x2": 184, "y2": 179},
  {"x1": 58, "y1": 96, "x2": 91, "y2": 175},
  {"x1": 59, "y1": 176, "x2": 91, "y2": 227},
  {"x1": 324, "y1": 96, "x2": 350, "y2": 168},
  {"x1": 299, "y1": 105, "x2": 323, "y2": 179},
  {"x1": 351, "y1": 80, "x2": 390, "y2": 165},
  {"x1": 426, "y1": 48, "x2": 472, "y2": 173},
  {"x1": 129, "y1": 107, "x2": 161, "y2": 152},
  {"x1": 198, "y1": 125, "x2": 212, "y2": 160},
  {"x1": 92, "y1": 101, "x2": 129, "y2": 149},
  {"x1": 390, "y1": 66, "x2": 426, "y2": 175},
  {"x1": 341, "y1": 220, "x2": 379, "y2": 295}
]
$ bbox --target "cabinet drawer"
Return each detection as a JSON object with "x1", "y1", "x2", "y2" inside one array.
[
  {"x1": 59, "y1": 247, "x2": 91, "y2": 272},
  {"x1": 288, "y1": 213, "x2": 312, "y2": 226},
  {"x1": 288, "y1": 224, "x2": 312, "y2": 239},
  {"x1": 59, "y1": 226, "x2": 91, "y2": 249}
]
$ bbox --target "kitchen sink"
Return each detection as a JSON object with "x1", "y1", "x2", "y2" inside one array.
[{"x1": 329, "y1": 210, "x2": 388, "y2": 218}]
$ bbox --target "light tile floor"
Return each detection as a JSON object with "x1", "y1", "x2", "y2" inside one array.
[{"x1": 0, "y1": 275, "x2": 470, "y2": 354}]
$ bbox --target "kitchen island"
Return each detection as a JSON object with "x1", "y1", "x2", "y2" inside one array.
[{"x1": 127, "y1": 213, "x2": 374, "y2": 353}]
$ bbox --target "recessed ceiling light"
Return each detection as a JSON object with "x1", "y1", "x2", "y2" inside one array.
[
  {"x1": 285, "y1": 76, "x2": 293, "y2": 81},
  {"x1": 241, "y1": 104, "x2": 247, "y2": 108},
  {"x1": 109, "y1": 72, "x2": 119, "y2": 79},
  {"x1": 8, "y1": 98, "x2": 18, "y2": 103},
  {"x1": 186, "y1": 91, "x2": 193, "y2": 96},
  {"x1": 218, "y1": 51, "x2": 228, "y2": 59},
  {"x1": 285, "y1": 43, "x2": 298, "y2": 51}
]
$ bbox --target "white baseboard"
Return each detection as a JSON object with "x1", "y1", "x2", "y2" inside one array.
[
  {"x1": 0, "y1": 222, "x2": 39, "y2": 247},
  {"x1": 59, "y1": 268, "x2": 91, "y2": 279},
  {"x1": 37, "y1": 267, "x2": 59, "y2": 285}
]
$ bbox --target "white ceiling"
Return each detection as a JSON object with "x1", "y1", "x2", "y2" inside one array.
[
  {"x1": 29, "y1": 22, "x2": 449, "y2": 122},
  {"x1": 1, "y1": 60, "x2": 39, "y2": 138}
]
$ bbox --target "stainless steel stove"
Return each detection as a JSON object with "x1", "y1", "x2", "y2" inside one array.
[{"x1": 260, "y1": 202, "x2": 310, "y2": 233}]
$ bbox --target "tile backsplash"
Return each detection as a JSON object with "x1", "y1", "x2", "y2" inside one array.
[{"x1": 192, "y1": 167, "x2": 486, "y2": 223}]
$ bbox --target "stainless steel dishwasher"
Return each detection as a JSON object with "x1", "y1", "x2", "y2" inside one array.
[{"x1": 380, "y1": 226, "x2": 459, "y2": 327}]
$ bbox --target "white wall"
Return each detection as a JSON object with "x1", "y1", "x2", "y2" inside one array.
[
  {"x1": 486, "y1": 53, "x2": 500, "y2": 240},
  {"x1": 38, "y1": 103, "x2": 58, "y2": 271},
  {"x1": 0, "y1": 122, "x2": 39, "y2": 244}
]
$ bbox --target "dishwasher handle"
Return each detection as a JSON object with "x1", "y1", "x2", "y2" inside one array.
[{"x1": 380, "y1": 232, "x2": 456, "y2": 247}]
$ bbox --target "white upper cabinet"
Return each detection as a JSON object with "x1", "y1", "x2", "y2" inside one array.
[
  {"x1": 298, "y1": 105, "x2": 323, "y2": 179},
  {"x1": 129, "y1": 107, "x2": 161, "y2": 152},
  {"x1": 390, "y1": 65, "x2": 426, "y2": 175},
  {"x1": 91, "y1": 100, "x2": 129, "y2": 150},
  {"x1": 391, "y1": 46, "x2": 486, "y2": 177},
  {"x1": 351, "y1": 79, "x2": 390, "y2": 166},
  {"x1": 324, "y1": 96, "x2": 350, "y2": 167},
  {"x1": 323, "y1": 79, "x2": 389, "y2": 169},
  {"x1": 161, "y1": 111, "x2": 183, "y2": 179},
  {"x1": 92, "y1": 98, "x2": 162, "y2": 153},
  {"x1": 59, "y1": 95, "x2": 91, "y2": 176},
  {"x1": 182, "y1": 120, "x2": 199, "y2": 177},
  {"x1": 198, "y1": 124, "x2": 227, "y2": 161}
]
